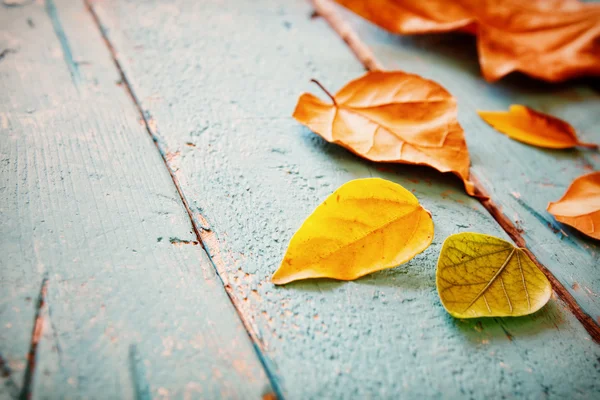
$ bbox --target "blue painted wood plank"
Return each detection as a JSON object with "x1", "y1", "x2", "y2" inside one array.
[
  {"x1": 90, "y1": 0, "x2": 600, "y2": 398},
  {"x1": 0, "y1": 1, "x2": 271, "y2": 398},
  {"x1": 334, "y1": 4, "x2": 600, "y2": 324}
]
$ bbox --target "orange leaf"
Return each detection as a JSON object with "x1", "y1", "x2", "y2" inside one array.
[
  {"x1": 477, "y1": 105, "x2": 597, "y2": 149},
  {"x1": 335, "y1": 0, "x2": 600, "y2": 82},
  {"x1": 547, "y1": 172, "x2": 600, "y2": 240},
  {"x1": 334, "y1": 0, "x2": 475, "y2": 34},
  {"x1": 293, "y1": 71, "x2": 476, "y2": 195},
  {"x1": 476, "y1": 1, "x2": 600, "y2": 82}
]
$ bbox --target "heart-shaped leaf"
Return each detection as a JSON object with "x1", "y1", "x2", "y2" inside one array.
[
  {"x1": 436, "y1": 232, "x2": 551, "y2": 318},
  {"x1": 548, "y1": 172, "x2": 600, "y2": 240},
  {"x1": 272, "y1": 178, "x2": 434, "y2": 284},
  {"x1": 293, "y1": 71, "x2": 476, "y2": 196}
]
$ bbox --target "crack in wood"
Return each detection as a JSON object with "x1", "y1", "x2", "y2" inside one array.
[
  {"x1": 0, "y1": 352, "x2": 20, "y2": 399},
  {"x1": 310, "y1": 0, "x2": 381, "y2": 71},
  {"x1": 45, "y1": 0, "x2": 80, "y2": 85},
  {"x1": 19, "y1": 276, "x2": 48, "y2": 400},
  {"x1": 83, "y1": 2, "x2": 283, "y2": 398},
  {"x1": 0, "y1": 48, "x2": 18, "y2": 62},
  {"x1": 128, "y1": 345, "x2": 151, "y2": 400}
]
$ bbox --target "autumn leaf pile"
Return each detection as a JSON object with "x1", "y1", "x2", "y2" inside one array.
[
  {"x1": 335, "y1": 0, "x2": 600, "y2": 82},
  {"x1": 269, "y1": 0, "x2": 600, "y2": 321}
]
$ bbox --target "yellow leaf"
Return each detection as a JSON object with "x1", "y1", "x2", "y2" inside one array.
[
  {"x1": 477, "y1": 105, "x2": 597, "y2": 149},
  {"x1": 436, "y1": 232, "x2": 551, "y2": 318},
  {"x1": 272, "y1": 178, "x2": 434, "y2": 284}
]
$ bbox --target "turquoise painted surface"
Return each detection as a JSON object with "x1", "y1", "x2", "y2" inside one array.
[
  {"x1": 337, "y1": 5, "x2": 600, "y2": 323},
  {"x1": 91, "y1": 0, "x2": 600, "y2": 398},
  {"x1": 0, "y1": 1, "x2": 271, "y2": 398}
]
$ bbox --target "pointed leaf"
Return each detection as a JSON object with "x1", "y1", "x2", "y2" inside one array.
[
  {"x1": 436, "y1": 232, "x2": 551, "y2": 318},
  {"x1": 272, "y1": 178, "x2": 434, "y2": 284},
  {"x1": 547, "y1": 172, "x2": 600, "y2": 240},
  {"x1": 478, "y1": 105, "x2": 597, "y2": 149},
  {"x1": 293, "y1": 71, "x2": 476, "y2": 195}
]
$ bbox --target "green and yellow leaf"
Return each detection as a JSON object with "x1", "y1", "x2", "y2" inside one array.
[
  {"x1": 436, "y1": 232, "x2": 551, "y2": 318},
  {"x1": 272, "y1": 178, "x2": 434, "y2": 284}
]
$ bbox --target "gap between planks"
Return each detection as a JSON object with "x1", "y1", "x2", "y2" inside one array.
[
  {"x1": 82, "y1": 1, "x2": 284, "y2": 398},
  {"x1": 18, "y1": 276, "x2": 48, "y2": 400},
  {"x1": 309, "y1": 0, "x2": 600, "y2": 343}
]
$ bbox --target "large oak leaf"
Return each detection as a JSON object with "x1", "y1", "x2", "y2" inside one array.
[{"x1": 293, "y1": 71, "x2": 476, "y2": 195}]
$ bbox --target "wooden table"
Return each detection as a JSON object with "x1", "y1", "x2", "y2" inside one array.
[{"x1": 1, "y1": 0, "x2": 599, "y2": 398}]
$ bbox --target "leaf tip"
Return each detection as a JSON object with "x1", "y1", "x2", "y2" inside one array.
[
  {"x1": 270, "y1": 270, "x2": 288, "y2": 286},
  {"x1": 463, "y1": 179, "x2": 482, "y2": 198}
]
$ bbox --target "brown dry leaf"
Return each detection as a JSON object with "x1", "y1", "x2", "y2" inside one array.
[
  {"x1": 293, "y1": 71, "x2": 476, "y2": 195},
  {"x1": 477, "y1": 105, "x2": 597, "y2": 149},
  {"x1": 335, "y1": 0, "x2": 600, "y2": 82},
  {"x1": 547, "y1": 172, "x2": 600, "y2": 240}
]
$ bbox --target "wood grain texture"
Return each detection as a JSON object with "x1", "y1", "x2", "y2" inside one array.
[
  {"x1": 0, "y1": 1, "x2": 271, "y2": 398},
  {"x1": 91, "y1": 0, "x2": 600, "y2": 398},
  {"x1": 331, "y1": 3, "x2": 600, "y2": 324}
]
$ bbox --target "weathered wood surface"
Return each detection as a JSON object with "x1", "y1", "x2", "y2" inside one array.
[
  {"x1": 91, "y1": 0, "x2": 600, "y2": 398},
  {"x1": 0, "y1": 1, "x2": 271, "y2": 398},
  {"x1": 334, "y1": 4, "x2": 600, "y2": 324}
]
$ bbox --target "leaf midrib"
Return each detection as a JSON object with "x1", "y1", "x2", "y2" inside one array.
[
  {"x1": 334, "y1": 102, "x2": 452, "y2": 148},
  {"x1": 463, "y1": 248, "x2": 516, "y2": 313},
  {"x1": 307, "y1": 205, "x2": 423, "y2": 266}
]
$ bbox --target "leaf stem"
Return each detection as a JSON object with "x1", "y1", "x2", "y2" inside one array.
[
  {"x1": 310, "y1": 79, "x2": 337, "y2": 105},
  {"x1": 577, "y1": 141, "x2": 598, "y2": 150}
]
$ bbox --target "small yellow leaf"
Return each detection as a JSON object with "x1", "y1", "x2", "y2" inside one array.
[
  {"x1": 436, "y1": 232, "x2": 551, "y2": 318},
  {"x1": 477, "y1": 105, "x2": 597, "y2": 149},
  {"x1": 272, "y1": 178, "x2": 434, "y2": 284}
]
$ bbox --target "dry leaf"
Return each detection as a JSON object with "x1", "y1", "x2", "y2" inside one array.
[
  {"x1": 436, "y1": 232, "x2": 551, "y2": 318},
  {"x1": 547, "y1": 172, "x2": 600, "y2": 240},
  {"x1": 272, "y1": 178, "x2": 434, "y2": 284},
  {"x1": 336, "y1": 0, "x2": 600, "y2": 82},
  {"x1": 333, "y1": 0, "x2": 475, "y2": 34},
  {"x1": 477, "y1": 105, "x2": 597, "y2": 149},
  {"x1": 293, "y1": 71, "x2": 476, "y2": 195}
]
